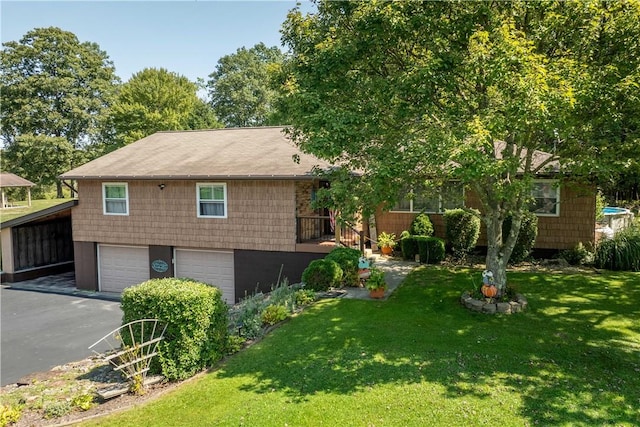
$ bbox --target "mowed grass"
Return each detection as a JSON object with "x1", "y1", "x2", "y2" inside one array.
[
  {"x1": 0, "y1": 198, "x2": 73, "y2": 223},
  {"x1": 85, "y1": 267, "x2": 640, "y2": 426}
]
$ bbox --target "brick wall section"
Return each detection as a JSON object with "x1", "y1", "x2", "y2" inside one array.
[
  {"x1": 295, "y1": 181, "x2": 317, "y2": 217},
  {"x1": 72, "y1": 179, "x2": 298, "y2": 252},
  {"x1": 375, "y1": 183, "x2": 595, "y2": 250}
]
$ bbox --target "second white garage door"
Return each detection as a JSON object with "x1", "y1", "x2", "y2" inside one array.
[
  {"x1": 98, "y1": 245, "x2": 149, "y2": 293},
  {"x1": 174, "y1": 249, "x2": 235, "y2": 303}
]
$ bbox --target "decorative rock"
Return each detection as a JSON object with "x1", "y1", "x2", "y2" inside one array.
[
  {"x1": 509, "y1": 301, "x2": 522, "y2": 313},
  {"x1": 496, "y1": 302, "x2": 512, "y2": 314},
  {"x1": 468, "y1": 299, "x2": 485, "y2": 312},
  {"x1": 516, "y1": 294, "x2": 528, "y2": 310},
  {"x1": 482, "y1": 303, "x2": 497, "y2": 314},
  {"x1": 460, "y1": 293, "x2": 527, "y2": 315}
]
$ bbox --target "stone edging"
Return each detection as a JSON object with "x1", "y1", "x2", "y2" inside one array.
[{"x1": 460, "y1": 292, "x2": 528, "y2": 314}]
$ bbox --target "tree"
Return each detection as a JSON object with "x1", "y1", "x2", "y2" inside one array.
[
  {"x1": 1, "y1": 134, "x2": 75, "y2": 198},
  {"x1": 107, "y1": 68, "x2": 222, "y2": 148},
  {"x1": 281, "y1": 1, "x2": 640, "y2": 290},
  {"x1": 0, "y1": 27, "x2": 119, "y2": 196},
  {"x1": 207, "y1": 43, "x2": 285, "y2": 127}
]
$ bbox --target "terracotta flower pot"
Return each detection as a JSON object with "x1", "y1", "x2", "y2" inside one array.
[
  {"x1": 381, "y1": 246, "x2": 393, "y2": 255},
  {"x1": 369, "y1": 288, "x2": 385, "y2": 299}
]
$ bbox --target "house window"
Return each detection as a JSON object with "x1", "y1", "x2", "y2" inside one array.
[
  {"x1": 392, "y1": 182, "x2": 464, "y2": 213},
  {"x1": 103, "y1": 183, "x2": 129, "y2": 215},
  {"x1": 197, "y1": 183, "x2": 227, "y2": 218},
  {"x1": 531, "y1": 180, "x2": 560, "y2": 216}
]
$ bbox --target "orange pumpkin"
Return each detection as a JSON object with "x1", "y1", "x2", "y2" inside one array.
[{"x1": 481, "y1": 284, "x2": 498, "y2": 298}]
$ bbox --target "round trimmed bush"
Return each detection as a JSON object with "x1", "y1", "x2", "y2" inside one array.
[
  {"x1": 301, "y1": 259, "x2": 343, "y2": 291},
  {"x1": 325, "y1": 246, "x2": 361, "y2": 286},
  {"x1": 409, "y1": 213, "x2": 434, "y2": 237},
  {"x1": 444, "y1": 208, "x2": 481, "y2": 258},
  {"x1": 400, "y1": 235, "x2": 419, "y2": 261},
  {"x1": 416, "y1": 236, "x2": 446, "y2": 264},
  {"x1": 121, "y1": 278, "x2": 228, "y2": 381}
]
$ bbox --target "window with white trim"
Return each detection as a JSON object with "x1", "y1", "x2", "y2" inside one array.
[
  {"x1": 103, "y1": 183, "x2": 129, "y2": 215},
  {"x1": 392, "y1": 182, "x2": 464, "y2": 213},
  {"x1": 530, "y1": 180, "x2": 560, "y2": 216},
  {"x1": 197, "y1": 183, "x2": 227, "y2": 218}
]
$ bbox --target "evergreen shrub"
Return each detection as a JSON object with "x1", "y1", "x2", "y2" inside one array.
[
  {"x1": 121, "y1": 278, "x2": 228, "y2": 381},
  {"x1": 504, "y1": 212, "x2": 538, "y2": 264},
  {"x1": 325, "y1": 246, "x2": 361, "y2": 286},
  {"x1": 409, "y1": 213, "x2": 434, "y2": 236},
  {"x1": 400, "y1": 236, "x2": 419, "y2": 261},
  {"x1": 444, "y1": 208, "x2": 481, "y2": 258},
  {"x1": 417, "y1": 236, "x2": 446, "y2": 264},
  {"x1": 301, "y1": 259, "x2": 343, "y2": 291}
]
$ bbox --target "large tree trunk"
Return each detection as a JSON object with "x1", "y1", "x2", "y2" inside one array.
[
  {"x1": 483, "y1": 209, "x2": 522, "y2": 292},
  {"x1": 56, "y1": 181, "x2": 64, "y2": 198}
]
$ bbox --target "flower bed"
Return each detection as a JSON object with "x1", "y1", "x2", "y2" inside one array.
[{"x1": 460, "y1": 291, "x2": 528, "y2": 314}]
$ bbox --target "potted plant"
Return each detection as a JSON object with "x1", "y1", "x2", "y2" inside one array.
[
  {"x1": 377, "y1": 232, "x2": 396, "y2": 255},
  {"x1": 366, "y1": 267, "x2": 387, "y2": 299}
]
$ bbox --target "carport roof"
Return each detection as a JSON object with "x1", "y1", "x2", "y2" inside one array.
[
  {"x1": 60, "y1": 127, "x2": 335, "y2": 181},
  {"x1": 0, "y1": 200, "x2": 77, "y2": 229}
]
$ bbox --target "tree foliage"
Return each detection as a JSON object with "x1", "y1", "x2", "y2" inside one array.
[
  {"x1": 207, "y1": 43, "x2": 285, "y2": 127},
  {"x1": 107, "y1": 68, "x2": 222, "y2": 148},
  {"x1": 0, "y1": 27, "x2": 119, "y2": 148},
  {"x1": 281, "y1": 1, "x2": 640, "y2": 287},
  {"x1": 0, "y1": 27, "x2": 119, "y2": 196},
  {"x1": 1, "y1": 134, "x2": 75, "y2": 197}
]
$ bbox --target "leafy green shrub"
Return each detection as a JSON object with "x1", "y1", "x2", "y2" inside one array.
[
  {"x1": 399, "y1": 230, "x2": 411, "y2": 240},
  {"x1": 444, "y1": 208, "x2": 481, "y2": 258},
  {"x1": 504, "y1": 212, "x2": 538, "y2": 264},
  {"x1": 121, "y1": 278, "x2": 228, "y2": 381},
  {"x1": 409, "y1": 213, "x2": 434, "y2": 236},
  {"x1": 400, "y1": 236, "x2": 419, "y2": 261},
  {"x1": 0, "y1": 404, "x2": 22, "y2": 426},
  {"x1": 560, "y1": 242, "x2": 592, "y2": 266},
  {"x1": 594, "y1": 227, "x2": 640, "y2": 271},
  {"x1": 225, "y1": 335, "x2": 246, "y2": 354},
  {"x1": 294, "y1": 289, "x2": 317, "y2": 306},
  {"x1": 261, "y1": 304, "x2": 289, "y2": 325},
  {"x1": 325, "y1": 247, "x2": 361, "y2": 286},
  {"x1": 43, "y1": 401, "x2": 71, "y2": 419},
  {"x1": 301, "y1": 259, "x2": 343, "y2": 291},
  {"x1": 71, "y1": 393, "x2": 95, "y2": 411},
  {"x1": 417, "y1": 236, "x2": 446, "y2": 264}
]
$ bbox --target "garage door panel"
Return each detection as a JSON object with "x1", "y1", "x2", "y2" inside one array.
[
  {"x1": 99, "y1": 245, "x2": 149, "y2": 293},
  {"x1": 175, "y1": 250, "x2": 234, "y2": 303}
]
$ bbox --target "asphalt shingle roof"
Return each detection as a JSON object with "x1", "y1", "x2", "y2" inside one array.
[{"x1": 61, "y1": 127, "x2": 332, "y2": 180}]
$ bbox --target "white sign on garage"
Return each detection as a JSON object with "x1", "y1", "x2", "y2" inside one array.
[
  {"x1": 98, "y1": 244, "x2": 149, "y2": 293},
  {"x1": 174, "y1": 249, "x2": 235, "y2": 303}
]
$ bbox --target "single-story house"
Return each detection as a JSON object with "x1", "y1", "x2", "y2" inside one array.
[
  {"x1": 1, "y1": 200, "x2": 77, "y2": 282},
  {"x1": 60, "y1": 127, "x2": 356, "y2": 303},
  {"x1": 375, "y1": 141, "x2": 596, "y2": 254},
  {"x1": 61, "y1": 127, "x2": 596, "y2": 301}
]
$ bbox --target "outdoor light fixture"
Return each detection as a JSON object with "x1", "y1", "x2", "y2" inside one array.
[{"x1": 158, "y1": 183, "x2": 165, "y2": 190}]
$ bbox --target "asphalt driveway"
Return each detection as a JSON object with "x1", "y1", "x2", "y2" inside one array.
[{"x1": 1, "y1": 287, "x2": 122, "y2": 386}]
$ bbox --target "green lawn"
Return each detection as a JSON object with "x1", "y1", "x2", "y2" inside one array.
[
  {"x1": 0, "y1": 198, "x2": 74, "y2": 223},
  {"x1": 85, "y1": 267, "x2": 640, "y2": 426}
]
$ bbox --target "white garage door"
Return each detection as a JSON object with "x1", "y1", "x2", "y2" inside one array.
[
  {"x1": 174, "y1": 249, "x2": 234, "y2": 303},
  {"x1": 98, "y1": 245, "x2": 149, "y2": 293}
]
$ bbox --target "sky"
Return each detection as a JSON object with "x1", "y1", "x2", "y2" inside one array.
[{"x1": 1, "y1": 1, "x2": 314, "y2": 85}]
